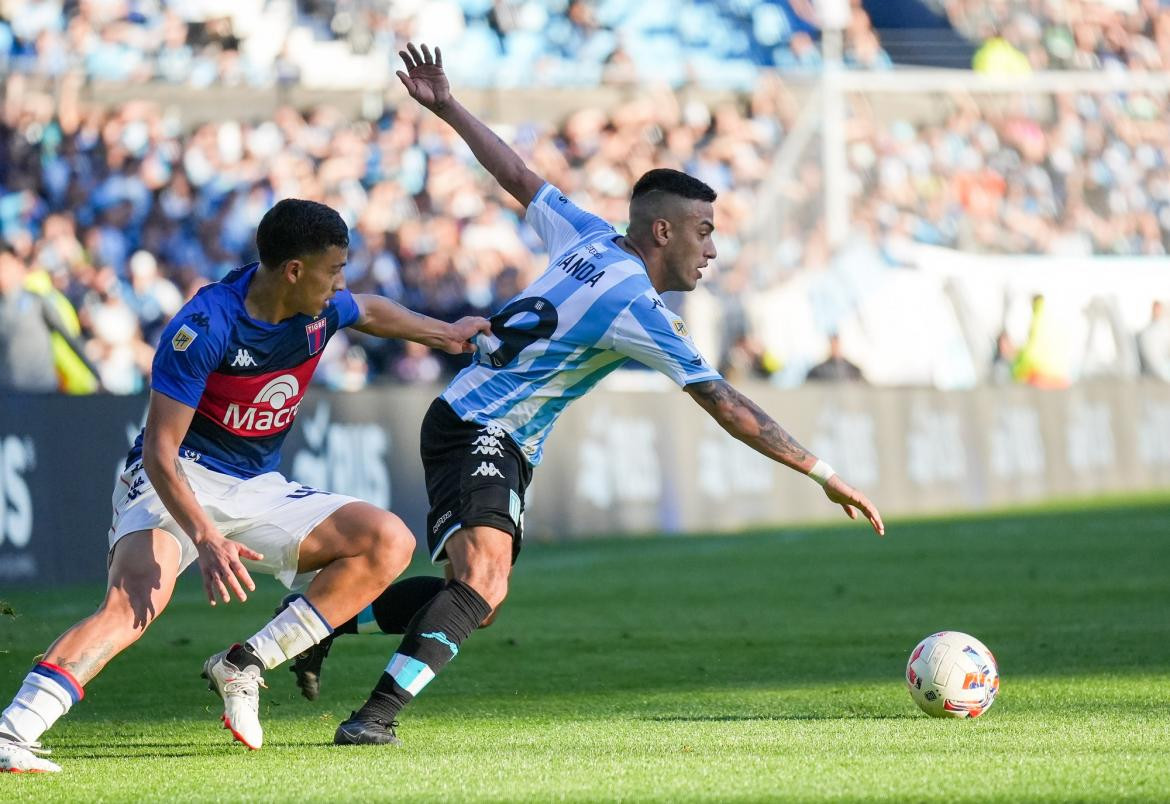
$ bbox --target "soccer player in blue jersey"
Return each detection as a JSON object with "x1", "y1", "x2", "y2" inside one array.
[
  {"x1": 0, "y1": 198, "x2": 490, "y2": 772},
  {"x1": 315, "y1": 43, "x2": 886, "y2": 747}
]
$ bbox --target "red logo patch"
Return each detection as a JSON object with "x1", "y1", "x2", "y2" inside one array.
[{"x1": 305, "y1": 318, "x2": 327, "y2": 355}]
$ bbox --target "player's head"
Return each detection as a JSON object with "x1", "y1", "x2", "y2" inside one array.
[
  {"x1": 627, "y1": 169, "x2": 717, "y2": 292},
  {"x1": 256, "y1": 199, "x2": 350, "y2": 315}
]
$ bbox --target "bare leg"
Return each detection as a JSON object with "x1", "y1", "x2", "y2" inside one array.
[
  {"x1": 295, "y1": 501, "x2": 415, "y2": 628},
  {"x1": 444, "y1": 526, "x2": 512, "y2": 623},
  {"x1": 200, "y1": 502, "x2": 416, "y2": 749},
  {"x1": 44, "y1": 529, "x2": 181, "y2": 685},
  {"x1": 0, "y1": 529, "x2": 179, "y2": 754}
]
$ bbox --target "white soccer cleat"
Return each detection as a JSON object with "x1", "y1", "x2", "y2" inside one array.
[
  {"x1": 0, "y1": 735, "x2": 62, "y2": 773},
  {"x1": 201, "y1": 648, "x2": 266, "y2": 750}
]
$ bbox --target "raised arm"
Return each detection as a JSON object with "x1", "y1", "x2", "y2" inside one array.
[
  {"x1": 396, "y1": 42, "x2": 545, "y2": 208},
  {"x1": 352, "y1": 294, "x2": 491, "y2": 354},
  {"x1": 685, "y1": 379, "x2": 885, "y2": 535}
]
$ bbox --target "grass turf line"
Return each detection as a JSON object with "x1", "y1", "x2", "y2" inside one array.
[{"x1": 1, "y1": 498, "x2": 1168, "y2": 801}]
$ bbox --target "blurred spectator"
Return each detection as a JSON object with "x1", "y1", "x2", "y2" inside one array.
[
  {"x1": 972, "y1": 32, "x2": 1032, "y2": 75},
  {"x1": 1012, "y1": 295, "x2": 1068, "y2": 388},
  {"x1": 989, "y1": 329, "x2": 1018, "y2": 385},
  {"x1": 0, "y1": 239, "x2": 98, "y2": 392},
  {"x1": 1138, "y1": 299, "x2": 1170, "y2": 381},
  {"x1": 805, "y1": 333, "x2": 864, "y2": 382},
  {"x1": 391, "y1": 339, "x2": 443, "y2": 384},
  {"x1": 720, "y1": 333, "x2": 780, "y2": 383},
  {"x1": 24, "y1": 264, "x2": 98, "y2": 394}
]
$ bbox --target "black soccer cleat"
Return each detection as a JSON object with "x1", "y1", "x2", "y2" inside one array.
[
  {"x1": 333, "y1": 713, "x2": 401, "y2": 746},
  {"x1": 276, "y1": 595, "x2": 334, "y2": 701},
  {"x1": 289, "y1": 638, "x2": 333, "y2": 701}
]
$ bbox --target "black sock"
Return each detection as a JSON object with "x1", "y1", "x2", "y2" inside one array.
[
  {"x1": 355, "y1": 579, "x2": 491, "y2": 724},
  {"x1": 332, "y1": 576, "x2": 447, "y2": 636}
]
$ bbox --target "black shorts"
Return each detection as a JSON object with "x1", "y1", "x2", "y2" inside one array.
[{"x1": 420, "y1": 398, "x2": 533, "y2": 564}]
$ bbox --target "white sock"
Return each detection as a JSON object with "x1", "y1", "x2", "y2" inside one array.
[
  {"x1": 0, "y1": 664, "x2": 83, "y2": 744},
  {"x1": 244, "y1": 595, "x2": 332, "y2": 670}
]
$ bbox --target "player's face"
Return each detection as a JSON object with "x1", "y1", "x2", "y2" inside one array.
[
  {"x1": 664, "y1": 201, "x2": 717, "y2": 292},
  {"x1": 296, "y1": 245, "x2": 348, "y2": 316}
]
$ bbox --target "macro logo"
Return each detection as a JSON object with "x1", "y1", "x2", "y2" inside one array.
[{"x1": 222, "y1": 374, "x2": 302, "y2": 433}]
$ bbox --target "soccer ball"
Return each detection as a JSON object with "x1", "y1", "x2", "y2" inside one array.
[{"x1": 905, "y1": 631, "x2": 999, "y2": 718}]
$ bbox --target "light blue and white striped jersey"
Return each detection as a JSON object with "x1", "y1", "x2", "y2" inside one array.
[{"x1": 441, "y1": 183, "x2": 722, "y2": 465}]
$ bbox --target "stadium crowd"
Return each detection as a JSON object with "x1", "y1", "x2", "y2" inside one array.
[
  {"x1": 935, "y1": 0, "x2": 1170, "y2": 73},
  {"x1": 2, "y1": 3, "x2": 1169, "y2": 394},
  {"x1": 0, "y1": 70, "x2": 796, "y2": 393},
  {"x1": 845, "y1": 89, "x2": 1170, "y2": 257},
  {"x1": 0, "y1": 0, "x2": 891, "y2": 89}
]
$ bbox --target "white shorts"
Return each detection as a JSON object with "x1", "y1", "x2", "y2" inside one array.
[{"x1": 108, "y1": 459, "x2": 359, "y2": 590}]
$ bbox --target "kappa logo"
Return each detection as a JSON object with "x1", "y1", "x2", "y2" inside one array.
[
  {"x1": 125, "y1": 473, "x2": 147, "y2": 501},
  {"x1": 432, "y1": 509, "x2": 453, "y2": 535},
  {"x1": 473, "y1": 434, "x2": 501, "y2": 447},
  {"x1": 471, "y1": 462, "x2": 505, "y2": 479},
  {"x1": 472, "y1": 444, "x2": 503, "y2": 457},
  {"x1": 230, "y1": 349, "x2": 257, "y2": 368},
  {"x1": 171, "y1": 325, "x2": 197, "y2": 352},
  {"x1": 650, "y1": 298, "x2": 665, "y2": 310}
]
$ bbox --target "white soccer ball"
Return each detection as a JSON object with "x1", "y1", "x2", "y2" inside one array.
[{"x1": 905, "y1": 631, "x2": 999, "y2": 718}]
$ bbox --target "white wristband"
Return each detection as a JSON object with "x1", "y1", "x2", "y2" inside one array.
[{"x1": 808, "y1": 459, "x2": 835, "y2": 486}]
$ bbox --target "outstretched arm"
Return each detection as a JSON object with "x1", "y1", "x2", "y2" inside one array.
[
  {"x1": 396, "y1": 42, "x2": 545, "y2": 208},
  {"x1": 352, "y1": 294, "x2": 491, "y2": 355},
  {"x1": 684, "y1": 379, "x2": 885, "y2": 535}
]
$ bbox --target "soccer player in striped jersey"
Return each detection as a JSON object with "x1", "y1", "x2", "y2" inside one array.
[
  {"x1": 325, "y1": 43, "x2": 885, "y2": 747},
  {"x1": 0, "y1": 199, "x2": 490, "y2": 772}
]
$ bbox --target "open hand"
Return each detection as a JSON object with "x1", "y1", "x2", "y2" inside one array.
[
  {"x1": 397, "y1": 42, "x2": 450, "y2": 112},
  {"x1": 194, "y1": 531, "x2": 263, "y2": 606},
  {"x1": 823, "y1": 475, "x2": 885, "y2": 536}
]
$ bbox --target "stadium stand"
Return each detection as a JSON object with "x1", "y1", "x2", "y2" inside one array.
[
  {"x1": 1, "y1": 2, "x2": 1166, "y2": 392},
  {"x1": 0, "y1": 0, "x2": 891, "y2": 88}
]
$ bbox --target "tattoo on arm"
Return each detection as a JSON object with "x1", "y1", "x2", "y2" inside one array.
[
  {"x1": 174, "y1": 457, "x2": 195, "y2": 494},
  {"x1": 688, "y1": 380, "x2": 811, "y2": 468}
]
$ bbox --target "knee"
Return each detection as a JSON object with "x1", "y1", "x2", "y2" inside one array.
[
  {"x1": 368, "y1": 513, "x2": 414, "y2": 577},
  {"x1": 454, "y1": 557, "x2": 510, "y2": 613}
]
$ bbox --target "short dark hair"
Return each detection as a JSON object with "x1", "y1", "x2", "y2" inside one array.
[
  {"x1": 631, "y1": 169, "x2": 717, "y2": 203},
  {"x1": 255, "y1": 199, "x2": 349, "y2": 268}
]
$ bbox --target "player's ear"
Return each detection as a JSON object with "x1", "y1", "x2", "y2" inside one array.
[
  {"x1": 652, "y1": 218, "x2": 671, "y2": 246},
  {"x1": 283, "y1": 259, "x2": 303, "y2": 283}
]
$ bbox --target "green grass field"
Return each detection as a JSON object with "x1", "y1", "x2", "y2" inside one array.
[{"x1": 2, "y1": 498, "x2": 1169, "y2": 802}]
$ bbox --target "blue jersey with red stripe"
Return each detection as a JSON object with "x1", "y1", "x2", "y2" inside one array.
[{"x1": 126, "y1": 263, "x2": 361, "y2": 478}]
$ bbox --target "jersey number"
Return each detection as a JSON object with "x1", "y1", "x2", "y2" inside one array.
[{"x1": 484, "y1": 297, "x2": 559, "y2": 368}]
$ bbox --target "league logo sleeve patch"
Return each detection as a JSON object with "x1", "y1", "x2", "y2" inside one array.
[
  {"x1": 171, "y1": 324, "x2": 198, "y2": 351},
  {"x1": 305, "y1": 318, "x2": 327, "y2": 355},
  {"x1": 672, "y1": 319, "x2": 689, "y2": 337}
]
